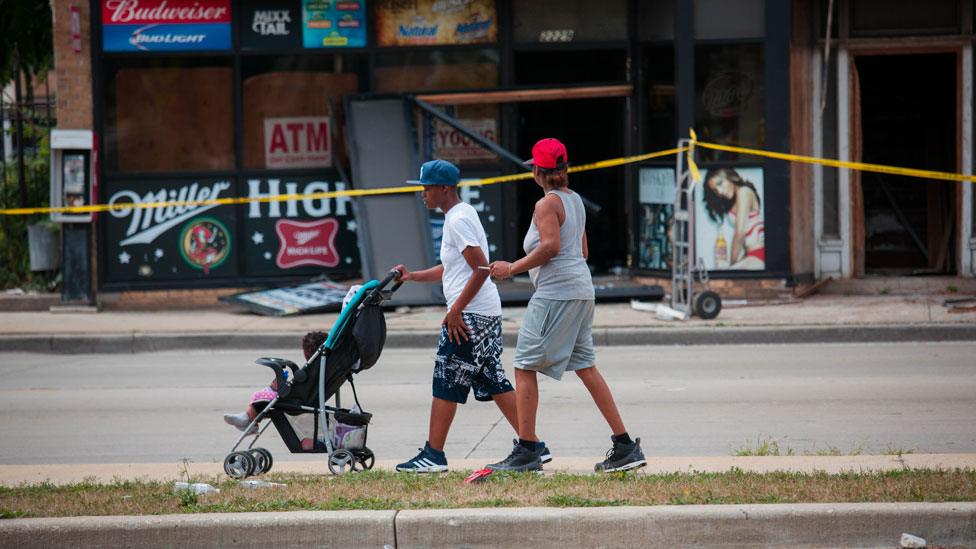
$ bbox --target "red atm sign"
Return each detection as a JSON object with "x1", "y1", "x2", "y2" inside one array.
[{"x1": 263, "y1": 116, "x2": 332, "y2": 169}]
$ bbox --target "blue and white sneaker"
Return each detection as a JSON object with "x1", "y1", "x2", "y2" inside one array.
[
  {"x1": 396, "y1": 442, "x2": 448, "y2": 473},
  {"x1": 514, "y1": 438, "x2": 552, "y2": 464}
]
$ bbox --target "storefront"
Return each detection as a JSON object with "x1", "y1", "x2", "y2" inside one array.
[
  {"x1": 796, "y1": 0, "x2": 976, "y2": 280},
  {"x1": 55, "y1": 0, "x2": 971, "y2": 302}
]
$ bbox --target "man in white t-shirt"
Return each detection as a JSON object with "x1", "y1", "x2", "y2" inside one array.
[{"x1": 392, "y1": 159, "x2": 550, "y2": 473}]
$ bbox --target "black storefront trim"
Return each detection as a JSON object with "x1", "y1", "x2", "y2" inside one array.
[
  {"x1": 91, "y1": 0, "x2": 791, "y2": 292},
  {"x1": 632, "y1": 0, "x2": 791, "y2": 279}
]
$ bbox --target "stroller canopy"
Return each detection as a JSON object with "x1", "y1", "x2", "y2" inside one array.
[{"x1": 325, "y1": 280, "x2": 387, "y2": 371}]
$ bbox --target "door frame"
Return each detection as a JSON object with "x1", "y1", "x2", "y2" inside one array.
[{"x1": 835, "y1": 43, "x2": 972, "y2": 277}]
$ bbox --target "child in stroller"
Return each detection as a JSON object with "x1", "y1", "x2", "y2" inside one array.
[
  {"x1": 222, "y1": 272, "x2": 401, "y2": 478},
  {"x1": 223, "y1": 331, "x2": 326, "y2": 434}
]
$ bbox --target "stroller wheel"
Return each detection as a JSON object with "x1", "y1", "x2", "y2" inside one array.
[
  {"x1": 357, "y1": 448, "x2": 375, "y2": 471},
  {"x1": 328, "y1": 449, "x2": 357, "y2": 475},
  {"x1": 249, "y1": 448, "x2": 273, "y2": 474},
  {"x1": 224, "y1": 451, "x2": 256, "y2": 479}
]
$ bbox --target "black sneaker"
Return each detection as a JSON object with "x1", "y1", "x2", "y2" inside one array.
[
  {"x1": 594, "y1": 437, "x2": 647, "y2": 473},
  {"x1": 487, "y1": 442, "x2": 543, "y2": 472},
  {"x1": 513, "y1": 438, "x2": 552, "y2": 464}
]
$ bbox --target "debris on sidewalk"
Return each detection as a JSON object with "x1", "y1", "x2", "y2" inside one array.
[
  {"x1": 944, "y1": 297, "x2": 976, "y2": 314},
  {"x1": 900, "y1": 532, "x2": 927, "y2": 548},
  {"x1": 793, "y1": 276, "x2": 833, "y2": 299},
  {"x1": 240, "y1": 479, "x2": 287, "y2": 489},
  {"x1": 630, "y1": 299, "x2": 684, "y2": 321},
  {"x1": 173, "y1": 482, "x2": 220, "y2": 495},
  {"x1": 219, "y1": 278, "x2": 350, "y2": 316}
]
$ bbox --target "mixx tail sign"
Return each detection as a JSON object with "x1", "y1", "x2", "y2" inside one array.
[{"x1": 102, "y1": 0, "x2": 232, "y2": 52}]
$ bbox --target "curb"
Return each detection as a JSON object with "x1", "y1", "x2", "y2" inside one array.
[
  {"x1": 0, "y1": 510, "x2": 397, "y2": 549},
  {"x1": 1, "y1": 323, "x2": 975, "y2": 354},
  {"x1": 1, "y1": 503, "x2": 973, "y2": 548}
]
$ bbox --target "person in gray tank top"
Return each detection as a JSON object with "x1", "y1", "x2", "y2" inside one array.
[{"x1": 486, "y1": 138, "x2": 646, "y2": 474}]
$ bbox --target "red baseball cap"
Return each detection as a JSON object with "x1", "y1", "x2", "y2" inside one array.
[{"x1": 525, "y1": 138, "x2": 568, "y2": 170}]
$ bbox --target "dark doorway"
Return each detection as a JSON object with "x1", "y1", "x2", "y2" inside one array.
[
  {"x1": 512, "y1": 50, "x2": 629, "y2": 273},
  {"x1": 857, "y1": 53, "x2": 956, "y2": 274}
]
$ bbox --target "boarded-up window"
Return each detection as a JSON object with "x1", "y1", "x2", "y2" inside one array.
[
  {"x1": 242, "y1": 75, "x2": 358, "y2": 170},
  {"x1": 373, "y1": 50, "x2": 499, "y2": 93},
  {"x1": 108, "y1": 62, "x2": 233, "y2": 172},
  {"x1": 374, "y1": 50, "x2": 500, "y2": 166}
]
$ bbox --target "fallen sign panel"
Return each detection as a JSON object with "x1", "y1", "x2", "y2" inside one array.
[{"x1": 220, "y1": 279, "x2": 350, "y2": 317}]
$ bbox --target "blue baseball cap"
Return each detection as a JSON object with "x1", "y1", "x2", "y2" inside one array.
[{"x1": 408, "y1": 159, "x2": 460, "y2": 186}]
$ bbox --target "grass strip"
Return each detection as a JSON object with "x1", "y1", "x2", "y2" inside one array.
[{"x1": 1, "y1": 468, "x2": 973, "y2": 518}]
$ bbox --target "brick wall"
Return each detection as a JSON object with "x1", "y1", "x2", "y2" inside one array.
[{"x1": 52, "y1": 0, "x2": 93, "y2": 130}]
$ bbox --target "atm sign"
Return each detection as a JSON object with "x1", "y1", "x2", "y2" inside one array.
[{"x1": 263, "y1": 116, "x2": 332, "y2": 169}]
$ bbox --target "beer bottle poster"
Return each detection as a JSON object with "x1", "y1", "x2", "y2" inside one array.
[
  {"x1": 694, "y1": 166, "x2": 766, "y2": 271},
  {"x1": 637, "y1": 167, "x2": 675, "y2": 271}
]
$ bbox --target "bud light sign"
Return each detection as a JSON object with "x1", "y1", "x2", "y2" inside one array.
[{"x1": 101, "y1": 0, "x2": 232, "y2": 52}]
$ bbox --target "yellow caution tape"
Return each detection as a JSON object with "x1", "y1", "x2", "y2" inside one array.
[
  {"x1": 0, "y1": 147, "x2": 686, "y2": 216},
  {"x1": 3, "y1": 135, "x2": 971, "y2": 217},
  {"x1": 686, "y1": 129, "x2": 702, "y2": 183},
  {"x1": 692, "y1": 137, "x2": 976, "y2": 184}
]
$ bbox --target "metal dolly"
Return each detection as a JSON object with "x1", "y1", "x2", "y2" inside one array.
[{"x1": 669, "y1": 136, "x2": 722, "y2": 320}]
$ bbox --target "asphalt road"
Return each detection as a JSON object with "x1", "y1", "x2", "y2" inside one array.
[{"x1": 1, "y1": 342, "x2": 974, "y2": 465}]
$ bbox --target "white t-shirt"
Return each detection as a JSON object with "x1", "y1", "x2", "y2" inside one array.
[{"x1": 440, "y1": 202, "x2": 502, "y2": 316}]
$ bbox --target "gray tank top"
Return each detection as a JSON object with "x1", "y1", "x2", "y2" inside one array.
[{"x1": 523, "y1": 189, "x2": 594, "y2": 300}]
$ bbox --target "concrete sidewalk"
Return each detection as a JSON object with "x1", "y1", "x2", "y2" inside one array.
[
  {"x1": 2, "y1": 453, "x2": 974, "y2": 486},
  {"x1": 1, "y1": 293, "x2": 975, "y2": 352}
]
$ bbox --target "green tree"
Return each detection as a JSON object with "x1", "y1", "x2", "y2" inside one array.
[
  {"x1": 0, "y1": 0, "x2": 53, "y2": 89},
  {"x1": 1, "y1": 0, "x2": 56, "y2": 290},
  {"x1": 0, "y1": 120, "x2": 55, "y2": 290}
]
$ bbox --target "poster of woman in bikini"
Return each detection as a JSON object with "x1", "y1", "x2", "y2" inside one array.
[{"x1": 697, "y1": 167, "x2": 765, "y2": 271}]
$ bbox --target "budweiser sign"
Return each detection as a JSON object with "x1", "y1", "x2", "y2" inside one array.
[
  {"x1": 102, "y1": 0, "x2": 230, "y2": 24},
  {"x1": 275, "y1": 219, "x2": 340, "y2": 269},
  {"x1": 101, "y1": 0, "x2": 231, "y2": 52}
]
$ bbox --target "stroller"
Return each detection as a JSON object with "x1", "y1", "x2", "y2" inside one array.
[{"x1": 223, "y1": 271, "x2": 402, "y2": 477}]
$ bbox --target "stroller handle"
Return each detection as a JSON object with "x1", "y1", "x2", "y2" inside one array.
[{"x1": 387, "y1": 268, "x2": 404, "y2": 294}]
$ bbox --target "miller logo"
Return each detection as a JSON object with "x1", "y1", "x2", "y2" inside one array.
[
  {"x1": 275, "y1": 218, "x2": 339, "y2": 269},
  {"x1": 109, "y1": 181, "x2": 232, "y2": 246},
  {"x1": 179, "y1": 217, "x2": 231, "y2": 274}
]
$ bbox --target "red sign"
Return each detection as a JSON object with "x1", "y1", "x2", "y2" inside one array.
[
  {"x1": 102, "y1": 0, "x2": 231, "y2": 24},
  {"x1": 433, "y1": 118, "x2": 496, "y2": 162},
  {"x1": 275, "y1": 218, "x2": 340, "y2": 269},
  {"x1": 264, "y1": 116, "x2": 332, "y2": 169}
]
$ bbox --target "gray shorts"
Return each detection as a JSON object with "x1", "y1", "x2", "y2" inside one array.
[{"x1": 514, "y1": 298, "x2": 595, "y2": 380}]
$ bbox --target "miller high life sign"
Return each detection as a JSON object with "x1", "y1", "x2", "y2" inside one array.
[
  {"x1": 101, "y1": 0, "x2": 232, "y2": 52},
  {"x1": 274, "y1": 218, "x2": 340, "y2": 269}
]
